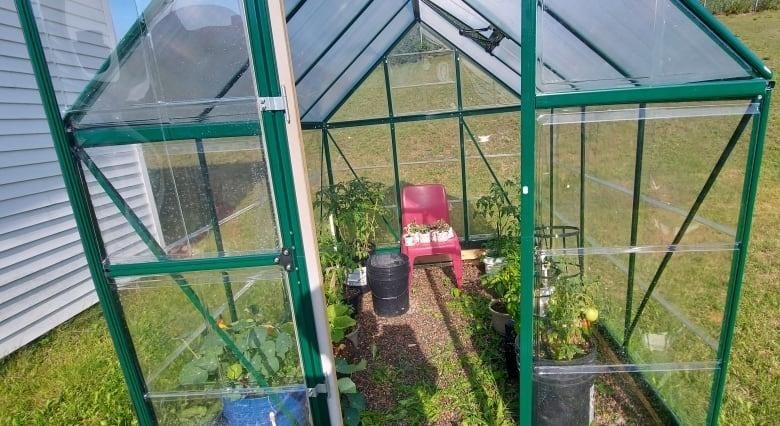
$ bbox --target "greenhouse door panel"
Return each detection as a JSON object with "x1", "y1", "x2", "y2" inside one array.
[{"x1": 15, "y1": 0, "x2": 329, "y2": 423}]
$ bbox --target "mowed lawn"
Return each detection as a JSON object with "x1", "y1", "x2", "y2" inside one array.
[{"x1": 0, "y1": 10, "x2": 779, "y2": 425}]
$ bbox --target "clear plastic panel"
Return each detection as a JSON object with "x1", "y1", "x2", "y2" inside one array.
[
  {"x1": 536, "y1": 102, "x2": 754, "y2": 252},
  {"x1": 419, "y1": 3, "x2": 520, "y2": 94},
  {"x1": 299, "y1": 1, "x2": 413, "y2": 122},
  {"x1": 329, "y1": 64, "x2": 389, "y2": 122},
  {"x1": 462, "y1": 114, "x2": 520, "y2": 237},
  {"x1": 117, "y1": 268, "x2": 310, "y2": 422},
  {"x1": 460, "y1": 57, "x2": 519, "y2": 109},
  {"x1": 528, "y1": 101, "x2": 755, "y2": 423},
  {"x1": 327, "y1": 125, "x2": 398, "y2": 243},
  {"x1": 30, "y1": 0, "x2": 259, "y2": 127},
  {"x1": 287, "y1": 0, "x2": 371, "y2": 77},
  {"x1": 396, "y1": 119, "x2": 464, "y2": 235},
  {"x1": 84, "y1": 136, "x2": 279, "y2": 262},
  {"x1": 537, "y1": 0, "x2": 752, "y2": 92},
  {"x1": 388, "y1": 48, "x2": 457, "y2": 115},
  {"x1": 529, "y1": 249, "x2": 730, "y2": 423}
]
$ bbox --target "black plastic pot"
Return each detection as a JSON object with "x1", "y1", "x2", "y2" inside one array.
[
  {"x1": 532, "y1": 345, "x2": 598, "y2": 426},
  {"x1": 367, "y1": 253, "x2": 409, "y2": 317}
]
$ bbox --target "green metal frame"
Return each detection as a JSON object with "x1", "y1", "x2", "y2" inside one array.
[{"x1": 18, "y1": 0, "x2": 775, "y2": 422}]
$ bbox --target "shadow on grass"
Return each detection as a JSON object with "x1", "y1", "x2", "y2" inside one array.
[{"x1": 425, "y1": 267, "x2": 518, "y2": 423}]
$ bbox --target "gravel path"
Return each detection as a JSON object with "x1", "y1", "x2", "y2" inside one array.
[{"x1": 339, "y1": 261, "x2": 660, "y2": 424}]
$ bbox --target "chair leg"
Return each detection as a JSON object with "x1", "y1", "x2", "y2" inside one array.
[
  {"x1": 406, "y1": 254, "x2": 416, "y2": 290},
  {"x1": 451, "y1": 253, "x2": 463, "y2": 289}
]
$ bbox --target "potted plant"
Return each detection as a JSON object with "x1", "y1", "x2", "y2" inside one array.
[
  {"x1": 177, "y1": 308, "x2": 307, "y2": 425},
  {"x1": 406, "y1": 220, "x2": 430, "y2": 244},
  {"x1": 474, "y1": 180, "x2": 519, "y2": 274},
  {"x1": 532, "y1": 274, "x2": 600, "y2": 426},
  {"x1": 430, "y1": 219, "x2": 452, "y2": 242},
  {"x1": 314, "y1": 177, "x2": 388, "y2": 263},
  {"x1": 480, "y1": 242, "x2": 520, "y2": 336}
]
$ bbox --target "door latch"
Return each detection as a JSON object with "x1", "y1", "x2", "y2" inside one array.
[
  {"x1": 274, "y1": 247, "x2": 294, "y2": 271},
  {"x1": 307, "y1": 383, "x2": 328, "y2": 397}
]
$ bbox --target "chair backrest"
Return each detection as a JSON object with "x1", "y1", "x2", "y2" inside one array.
[{"x1": 401, "y1": 184, "x2": 450, "y2": 230}]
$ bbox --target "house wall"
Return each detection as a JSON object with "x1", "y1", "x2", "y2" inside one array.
[{"x1": 0, "y1": 0, "x2": 158, "y2": 358}]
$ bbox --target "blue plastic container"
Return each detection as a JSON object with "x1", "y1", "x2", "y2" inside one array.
[{"x1": 221, "y1": 390, "x2": 308, "y2": 425}]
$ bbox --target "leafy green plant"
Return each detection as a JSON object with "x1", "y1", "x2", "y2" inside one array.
[
  {"x1": 177, "y1": 307, "x2": 299, "y2": 388},
  {"x1": 318, "y1": 231, "x2": 357, "y2": 306},
  {"x1": 535, "y1": 275, "x2": 599, "y2": 361},
  {"x1": 327, "y1": 302, "x2": 357, "y2": 344},
  {"x1": 336, "y1": 358, "x2": 368, "y2": 426},
  {"x1": 474, "y1": 180, "x2": 519, "y2": 257},
  {"x1": 405, "y1": 219, "x2": 429, "y2": 235},
  {"x1": 315, "y1": 178, "x2": 388, "y2": 261},
  {"x1": 479, "y1": 242, "x2": 520, "y2": 320}
]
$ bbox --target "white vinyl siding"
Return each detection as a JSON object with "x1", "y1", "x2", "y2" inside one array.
[{"x1": 0, "y1": 0, "x2": 158, "y2": 358}]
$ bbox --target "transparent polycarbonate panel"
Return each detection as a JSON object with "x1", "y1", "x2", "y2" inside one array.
[
  {"x1": 84, "y1": 136, "x2": 279, "y2": 262},
  {"x1": 117, "y1": 268, "x2": 306, "y2": 393},
  {"x1": 460, "y1": 57, "x2": 519, "y2": 109},
  {"x1": 28, "y1": 0, "x2": 118, "y2": 112},
  {"x1": 396, "y1": 119, "x2": 464, "y2": 235},
  {"x1": 327, "y1": 125, "x2": 398, "y2": 243},
  {"x1": 462, "y1": 114, "x2": 520, "y2": 238},
  {"x1": 35, "y1": 0, "x2": 259, "y2": 127},
  {"x1": 287, "y1": 0, "x2": 371, "y2": 77},
  {"x1": 329, "y1": 65, "x2": 389, "y2": 122},
  {"x1": 149, "y1": 388, "x2": 310, "y2": 425},
  {"x1": 419, "y1": 4, "x2": 520, "y2": 95},
  {"x1": 530, "y1": 363, "x2": 714, "y2": 424},
  {"x1": 299, "y1": 1, "x2": 413, "y2": 122},
  {"x1": 536, "y1": 0, "x2": 752, "y2": 92},
  {"x1": 535, "y1": 102, "x2": 755, "y2": 252},
  {"x1": 79, "y1": 144, "x2": 159, "y2": 261},
  {"x1": 388, "y1": 33, "x2": 456, "y2": 115},
  {"x1": 528, "y1": 248, "x2": 731, "y2": 415}
]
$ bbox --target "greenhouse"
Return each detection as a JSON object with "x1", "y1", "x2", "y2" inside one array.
[{"x1": 14, "y1": 0, "x2": 773, "y2": 424}]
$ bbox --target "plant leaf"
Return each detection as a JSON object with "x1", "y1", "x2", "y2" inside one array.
[
  {"x1": 342, "y1": 406, "x2": 361, "y2": 426},
  {"x1": 346, "y1": 392, "x2": 366, "y2": 410},
  {"x1": 337, "y1": 377, "x2": 357, "y2": 394},
  {"x1": 195, "y1": 354, "x2": 219, "y2": 374},
  {"x1": 178, "y1": 363, "x2": 208, "y2": 385},
  {"x1": 275, "y1": 332, "x2": 292, "y2": 357},
  {"x1": 331, "y1": 316, "x2": 356, "y2": 329}
]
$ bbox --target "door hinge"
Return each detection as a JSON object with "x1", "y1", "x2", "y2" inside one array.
[
  {"x1": 307, "y1": 383, "x2": 328, "y2": 397},
  {"x1": 274, "y1": 247, "x2": 294, "y2": 271},
  {"x1": 258, "y1": 86, "x2": 290, "y2": 123}
]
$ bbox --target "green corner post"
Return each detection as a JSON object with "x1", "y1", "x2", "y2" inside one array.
[
  {"x1": 242, "y1": 0, "x2": 330, "y2": 422},
  {"x1": 13, "y1": 0, "x2": 156, "y2": 423},
  {"x1": 708, "y1": 87, "x2": 773, "y2": 424},
  {"x1": 518, "y1": 0, "x2": 537, "y2": 424}
]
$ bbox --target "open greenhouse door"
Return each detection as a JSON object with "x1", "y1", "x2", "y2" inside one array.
[{"x1": 15, "y1": 0, "x2": 337, "y2": 423}]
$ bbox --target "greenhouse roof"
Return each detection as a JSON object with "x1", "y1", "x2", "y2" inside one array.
[{"x1": 66, "y1": 0, "x2": 772, "y2": 128}]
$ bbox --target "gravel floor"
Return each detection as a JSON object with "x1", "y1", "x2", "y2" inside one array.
[{"x1": 339, "y1": 261, "x2": 660, "y2": 425}]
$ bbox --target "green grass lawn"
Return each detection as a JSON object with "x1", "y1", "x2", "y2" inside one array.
[{"x1": 1, "y1": 10, "x2": 779, "y2": 425}]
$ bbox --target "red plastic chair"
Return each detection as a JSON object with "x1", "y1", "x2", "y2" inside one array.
[{"x1": 400, "y1": 184, "x2": 463, "y2": 289}]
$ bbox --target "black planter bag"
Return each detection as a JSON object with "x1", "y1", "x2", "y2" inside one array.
[{"x1": 532, "y1": 346, "x2": 598, "y2": 426}]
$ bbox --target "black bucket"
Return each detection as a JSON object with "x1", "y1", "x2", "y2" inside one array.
[
  {"x1": 530, "y1": 345, "x2": 597, "y2": 426},
  {"x1": 367, "y1": 253, "x2": 409, "y2": 317}
]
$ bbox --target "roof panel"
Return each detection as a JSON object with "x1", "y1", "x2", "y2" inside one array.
[
  {"x1": 420, "y1": 2, "x2": 519, "y2": 96},
  {"x1": 539, "y1": 0, "x2": 752, "y2": 90},
  {"x1": 287, "y1": 0, "x2": 372, "y2": 79},
  {"x1": 299, "y1": 0, "x2": 413, "y2": 122}
]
